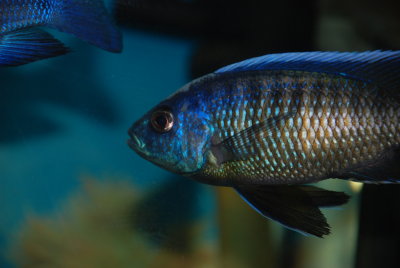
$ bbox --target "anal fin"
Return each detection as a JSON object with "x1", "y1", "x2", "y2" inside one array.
[
  {"x1": 0, "y1": 30, "x2": 69, "y2": 67},
  {"x1": 235, "y1": 185, "x2": 349, "y2": 237}
]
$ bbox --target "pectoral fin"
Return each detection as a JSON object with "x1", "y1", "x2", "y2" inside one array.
[
  {"x1": 0, "y1": 30, "x2": 69, "y2": 66},
  {"x1": 211, "y1": 111, "x2": 295, "y2": 164},
  {"x1": 235, "y1": 185, "x2": 349, "y2": 237}
]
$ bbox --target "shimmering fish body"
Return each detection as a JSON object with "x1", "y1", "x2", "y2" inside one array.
[
  {"x1": 0, "y1": 0, "x2": 121, "y2": 66},
  {"x1": 193, "y1": 71, "x2": 399, "y2": 186},
  {"x1": 128, "y1": 51, "x2": 400, "y2": 236}
]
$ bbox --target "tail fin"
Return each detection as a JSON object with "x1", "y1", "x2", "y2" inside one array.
[
  {"x1": 0, "y1": 30, "x2": 69, "y2": 67},
  {"x1": 50, "y1": 0, "x2": 122, "y2": 52}
]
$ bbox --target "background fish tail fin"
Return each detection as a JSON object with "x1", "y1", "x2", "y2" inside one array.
[
  {"x1": 235, "y1": 185, "x2": 349, "y2": 237},
  {"x1": 51, "y1": 0, "x2": 122, "y2": 52},
  {"x1": 0, "y1": 30, "x2": 69, "y2": 67}
]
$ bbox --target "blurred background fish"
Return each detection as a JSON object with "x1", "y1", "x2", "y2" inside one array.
[
  {"x1": 128, "y1": 50, "x2": 400, "y2": 237},
  {"x1": 0, "y1": 0, "x2": 122, "y2": 66}
]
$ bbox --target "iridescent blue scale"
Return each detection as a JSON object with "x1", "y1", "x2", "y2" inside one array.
[{"x1": 0, "y1": 0, "x2": 52, "y2": 33}]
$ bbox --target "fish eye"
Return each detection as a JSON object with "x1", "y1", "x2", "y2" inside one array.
[{"x1": 150, "y1": 109, "x2": 174, "y2": 133}]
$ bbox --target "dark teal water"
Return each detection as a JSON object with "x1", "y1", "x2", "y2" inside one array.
[{"x1": 0, "y1": 29, "x2": 205, "y2": 267}]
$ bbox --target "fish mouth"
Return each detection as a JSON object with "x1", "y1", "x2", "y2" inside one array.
[
  {"x1": 127, "y1": 133, "x2": 146, "y2": 153},
  {"x1": 127, "y1": 128, "x2": 187, "y2": 173},
  {"x1": 127, "y1": 132, "x2": 184, "y2": 173},
  {"x1": 127, "y1": 134, "x2": 180, "y2": 171}
]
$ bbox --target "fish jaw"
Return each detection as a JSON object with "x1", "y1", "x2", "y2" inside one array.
[
  {"x1": 127, "y1": 125, "x2": 183, "y2": 173},
  {"x1": 127, "y1": 132, "x2": 148, "y2": 158}
]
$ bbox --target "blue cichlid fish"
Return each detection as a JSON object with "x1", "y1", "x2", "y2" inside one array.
[
  {"x1": 128, "y1": 51, "x2": 400, "y2": 237},
  {"x1": 0, "y1": 0, "x2": 122, "y2": 66}
]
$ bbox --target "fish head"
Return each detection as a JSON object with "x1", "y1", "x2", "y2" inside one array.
[{"x1": 128, "y1": 93, "x2": 213, "y2": 175}]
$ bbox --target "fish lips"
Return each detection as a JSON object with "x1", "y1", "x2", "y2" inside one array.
[
  {"x1": 127, "y1": 134, "x2": 145, "y2": 151},
  {"x1": 127, "y1": 127, "x2": 147, "y2": 155}
]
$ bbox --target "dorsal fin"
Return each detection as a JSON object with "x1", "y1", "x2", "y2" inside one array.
[{"x1": 215, "y1": 51, "x2": 400, "y2": 91}]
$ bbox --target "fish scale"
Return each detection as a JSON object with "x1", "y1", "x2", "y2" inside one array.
[
  {"x1": 199, "y1": 70, "x2": 400, "y2": 184},
  {"x1": 0, "y1": 0, "x2": 52, "y2": 32}
]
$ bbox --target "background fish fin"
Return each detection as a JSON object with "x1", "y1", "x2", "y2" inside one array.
[
  {"x1": 50, "y1": 0, "x2": 122, "y2": 52},
  {"x1": 337, "y1": 147, "x2": 400, "y2": 184},
  {"x1": 0, "y1": 30, "x2": 69, "y2": 67},
  {"x1": 235, "y1": 185, "x2": 348, "y2": 237},
  {"x1": 215, "y1": 51, "x2": 400, "y2": 92},
  {"x1": 212, "y1": 111, "x2": 295, "y2": 163}
]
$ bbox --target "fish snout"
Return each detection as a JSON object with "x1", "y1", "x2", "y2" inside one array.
[{"x1": 127, "y1": 127, "x2": 145, "y2": 151}]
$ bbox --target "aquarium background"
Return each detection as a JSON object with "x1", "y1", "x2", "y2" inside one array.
[{"x1": 1, "y1": 0, "x2": 400, "y2": 267}]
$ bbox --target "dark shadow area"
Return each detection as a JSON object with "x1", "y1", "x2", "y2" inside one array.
[
  {"x1": 115, "y1": 0, "x2": 208, "y2": 37},
  {"x1": 0, "y1": 104, "x2": 60, "y2": 143},
  {"x1": 348, "y1": 0, "x2": 400, "y2": 50},
  {"x1": 115, "y1": 0, "x2": 315, "y2": 45},
  {"x1": 0, "y1": 45, "x2": 120, "y2": 144},
  {"x1": 278, "y1": 231, "x2": 303, "y2": 268},
  {"x1": 115, "y1": 0, "x2": 316, "y2": 77},
  {"x1": 356, "y1": 185, "x2": 400, "y2": 268},
  {"x1": 133, "y1": 176, "x2": 201, "y2": 253}
]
